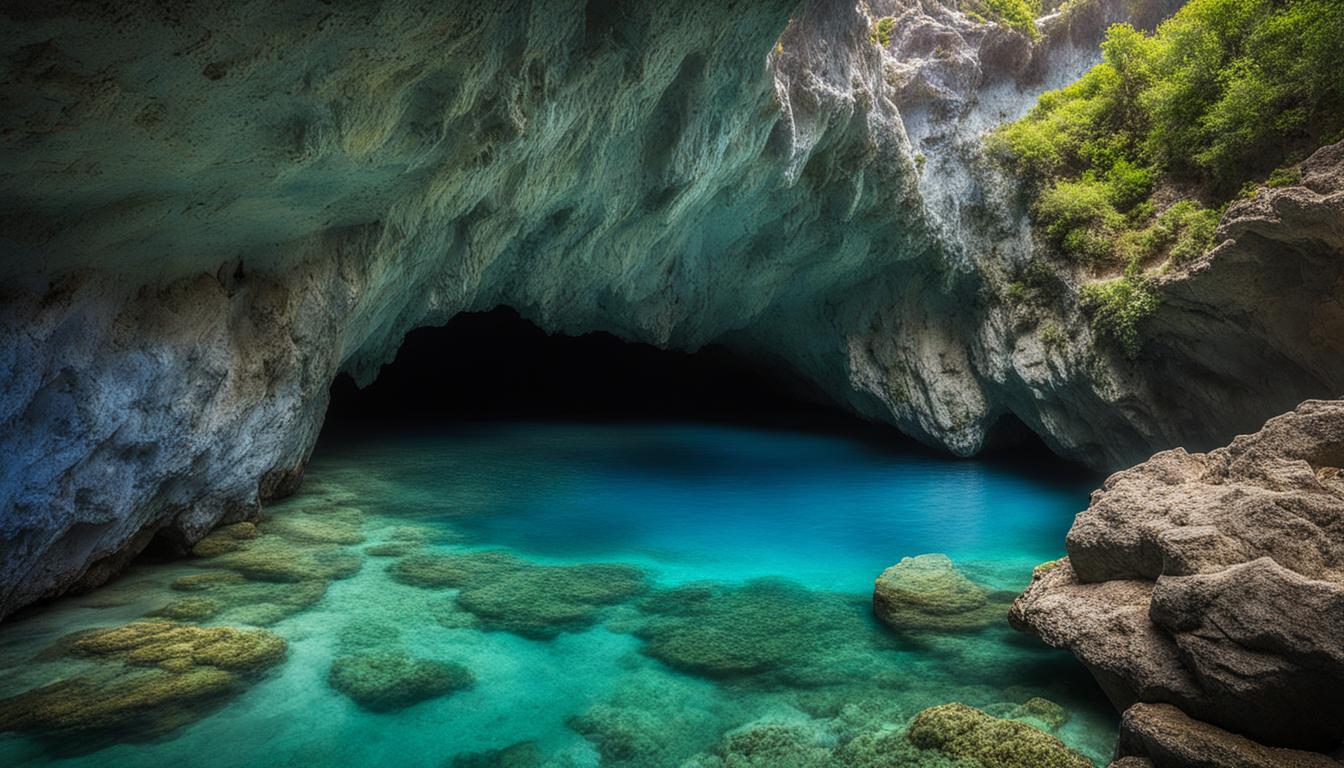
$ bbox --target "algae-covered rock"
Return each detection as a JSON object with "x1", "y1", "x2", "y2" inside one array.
[
  {"x1": 328, "y1": 651, "x2": 473, "y2": 712},
  {"x1": 834, "y1": 727, "x2": 978, "y2": 768},
  {"x1": 389, "y1": 551, "x2": 525, "y2": 589},
  {"x1": 906, "y1": 702, "x2": 1091, "y2": 768},
  {"x1": 204, "y1": 535, "x2": 363, "y2": 583},
  {"x1": 71, "y1": 620, "x2": 287, "y2": 672},
  {"x1": 710, "y1": 724, "x2": 831, "y2": 768},
  {"x1": 0, "y1": 620, "x2": 285, "y2": 747},
  {"x1": 190, "y1": 522, "x2": 260, "y2": 557},
  {"x1": 1005, "y1": 697, "x2": 1069, "y2": 732},
  {"x1": 171, "y1": 571, "x2": 247, "y2": 591},
  {"x1": 364, "y1": 542, "x2": 417, "y2": 557},
  {"x1": 634, "y1": 578, "x2": 882, "y2": 685},
  {"x1": 450, "y1": 741, "x2": 544, "y2": 768},
  {"x1": 267, "y1": 506, "x2": 365, "y2": 545},
  {"x1": 151, "y1": 596, "x2": 223, "y2": 621},
  {"x1": 873, "y1": 555, "x2": 1010, "y2": 633},
  {"x1": 392, "y1": 551, "x2": 647, "y2": 638}
]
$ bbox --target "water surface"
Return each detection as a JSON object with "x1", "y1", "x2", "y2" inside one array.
[{"x1": 0, "y1": 422, "x2": 1117, "y2": 766}]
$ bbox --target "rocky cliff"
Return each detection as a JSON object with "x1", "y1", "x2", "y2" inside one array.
[
  {"x1": 1011, "y1": 399, "x2": 1344, "y2": 763},
  {"x1": 1, "y1": 0, "x2": 1340, "y2": 618}
]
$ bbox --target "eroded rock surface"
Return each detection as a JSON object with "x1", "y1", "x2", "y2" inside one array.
[
  {"x1": 1012, "y1": 399, "x2": 1344, "y2": 756},
  {"x1": 1, "y1": 0, "x2": 1341, "y2": 618}
]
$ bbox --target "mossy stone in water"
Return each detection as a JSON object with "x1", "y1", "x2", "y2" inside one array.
[
  {"x1": 267, "y1": 506, "x2": 365, "y2": 545},
  {"x1": 450, "y1": 741, "x2": 544, "y2": 768},
  {"x1": 633, "y1": 578, "x2": 882, "y2": 685},
  {"x1": 906, "y1": 702, "x2": 1091, "y2": 768},
  {"x1": 389, "y1": 550, "x2": 525, "y2": 589},
  {"x1": 998, "y1": 697, "x2": 1069, "y2": 732},
  {"x1": 834, "y1": 728, "x2": 977, "y2": 768},
  {"x1": 328, "y1": 651, "x2": 474, "y2": 712},
  {"x1": 872, "y1": 554, "x2": 1009, "y2": 633},
  {"x1": 454, "y1": 562, "x2": 648, "y2": 639},
  {"x1": 151, "y1": 597, "x2": 222, "y2": 620},
  {"x1": 171, "y1": 571, "x2": 246, "y2": 591},
  {"x1": 191, "y1": 522, "x2": 259, "y2": 557},
  {"x1": 364, "y1": 541, "x2": 417, "y2": 557},
  {"x1": 71, "y1": 620, "x2": 287, "y2": 672},
  {"x1": 0, "y1": 620, "x2": 285, "y2": 748},
  {"x1": 710, "y1": 724, "x2": 831, "y2": 768},
  {"x1": 204, "y1": 535, "x2": 363, "y2": 583},
  {"x1": 392, "y1": 551, "x2": 647, "y2": 638}
]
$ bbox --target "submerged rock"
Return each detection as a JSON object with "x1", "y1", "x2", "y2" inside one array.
[
  {"x1": 872, "y1": 554, "x2": 1011, "y2": 633},
  {"x1": 392, "y1": 550, "x2": 647, "y2": 638},
  {"x1": 1012, "y1": 400, "x2": 1344, "y2": 754},
  {"x1": 0, "y1": 620, "x2": 285, "y2": 747},
  {"x1": 450, "y1": 741, "x2": 544, "y2": 768},
  {"x1": 328, "y1": 650, "x2": 473, "y2": 712},
  {"x1": 906, "y1": 702, "x2": 1091, "y2": 768},
  {"x1": 633, "y1": 578, "x2": 885, "y2": 686}
]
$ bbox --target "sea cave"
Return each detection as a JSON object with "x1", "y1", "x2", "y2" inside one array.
[{"x1": 0, "y1": 1, "x2": 1341, "y2": 767}]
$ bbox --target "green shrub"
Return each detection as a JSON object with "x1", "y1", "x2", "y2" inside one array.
[
  {"x1": 870, "y1": 17, "x2": 895, "y2": 47},
  {"x1": 961, "y1": 0, "x2": 1041, "y2": 40},
  {"x1": 1079, "y1": 274, "x2": 1159, "y2": 359},
  {"x1": 993, "y1": 0, "x2": 1344, "y2": 267}
]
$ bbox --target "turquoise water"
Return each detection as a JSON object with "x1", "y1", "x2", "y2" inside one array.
[{"x1": 0, "y1": 422, "x2": 1118, "y2": 766}]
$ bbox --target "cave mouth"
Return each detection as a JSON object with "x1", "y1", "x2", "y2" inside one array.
[
  {"x1": 321, "y1": 306, "x2": 1072, "y2": 471},
  {"x1": 324, "y1": 306, "x2": 858, "y2": 435}
]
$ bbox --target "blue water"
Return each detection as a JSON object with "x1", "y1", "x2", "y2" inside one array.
[{"x1": 0, "y1": 422, "x2": 1118, "y2": 766}]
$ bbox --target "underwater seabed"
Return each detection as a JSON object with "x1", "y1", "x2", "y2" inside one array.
[{"x1": 0, "y1": 423, "x2": 1119, "y2": 767}]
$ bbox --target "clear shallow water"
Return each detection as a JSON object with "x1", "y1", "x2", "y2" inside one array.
[{"x1": 0, "y1": 422, "x2": 1118, "y2": 766}]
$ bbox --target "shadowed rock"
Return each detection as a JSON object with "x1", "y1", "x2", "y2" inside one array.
[{"x1": 1012, "y1": 399, "x2": 1344, "y2": 754}]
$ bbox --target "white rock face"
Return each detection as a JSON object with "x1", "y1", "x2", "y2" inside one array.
[{"x1": 0, "y1": 0, "x2": 1339, "y2": 617}]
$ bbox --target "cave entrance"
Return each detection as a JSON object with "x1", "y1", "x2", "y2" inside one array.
[{"x1": 322, "y1": 307, "x2": 850, "y2": 435}]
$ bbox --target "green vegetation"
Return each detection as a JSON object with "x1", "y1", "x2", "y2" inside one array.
[
  {"x1": 1079, "y1": 270, "x2": 1158, "y2": 359},
  {"x1": 870, "y1": 16, "x2": 895, "y2": 47},
  {"x1": 993, "y1": 0, "x2": 1344, "y2": 272},
  {"x1": 963, "y1": 0, "x2": 1041, "y2": 39}
]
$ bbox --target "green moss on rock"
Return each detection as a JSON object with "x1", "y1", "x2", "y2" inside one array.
[
  {"x1": 633, "y1": 578, "x2": 883, "y2": 685},
  {"x1": 151, "y1": 597, "x2": 222, "y2": 621},
  {"x1": 0, "y1": 620, "x2": 285, "y2": 747},
  {"x1": 907, "y1": 702, "x2": 1091, "y2": 768},
  {"x1": 872, "y1": 554, "x2": 1009, "y2": 633},
  {"x1": 328, "y1": 651, "x2": 474, "y2": 712},
  {"x1": 450, "y1": 741, "x2": 544, "y2": 768},
  {"x1": 392, "y1": 550, "x2": 647, "y2": 638}
]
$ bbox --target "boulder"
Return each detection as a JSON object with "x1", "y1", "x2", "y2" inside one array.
[
  {"x1": 873, "y1": 554, "x2": 1009, "y2": 633},
  {"x1": 1012, "y1": 400, "x2": 1344, "y2": 751}
]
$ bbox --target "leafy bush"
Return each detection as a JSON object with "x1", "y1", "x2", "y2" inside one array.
[
  {"x1": 964, "y1": 0, "x2": 1042, "y2": 39},
  {"x1": 871, "y1": 17, "x2": 895, "y2": 47},
  {"x1": 1079, "y1": 273, "x2": 1159, "y2": 358},
  {"x1": 993, "y1": 0, "x2": 1344, "y2": 266}
]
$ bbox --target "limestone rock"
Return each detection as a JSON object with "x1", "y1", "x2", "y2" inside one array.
[
  {"x1": 872, "y1": 554, "x2": 1009, "y2": 633},
  {"x1": 1115, "y1": 703, "x2": 1341, "y2": 768},
  {"x1": 1012, "y1": 400, "x2": 1344, "y2": 751}
]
